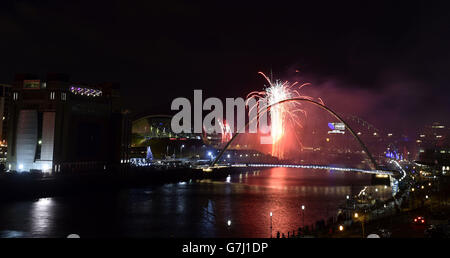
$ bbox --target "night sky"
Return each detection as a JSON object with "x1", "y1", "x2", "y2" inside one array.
[{"x1": 1, "y1": 0, "x2": 450, "y2": 135}]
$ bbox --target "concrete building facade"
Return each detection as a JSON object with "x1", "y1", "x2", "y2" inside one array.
[{"x1": 7, "y1": 74, "x2": 123, "y2": 173}]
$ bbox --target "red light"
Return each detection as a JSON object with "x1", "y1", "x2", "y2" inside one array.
[
  {"x1": 414, "y1": 219, "x2": 417, "y2": 222},
  {"x1": 421, "y1": 220, "x2": 425, "y2": 223}
]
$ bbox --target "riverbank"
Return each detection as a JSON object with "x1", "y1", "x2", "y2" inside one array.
[{"x1": 285, "y1": 175, "x2": 450, "y2": 238}]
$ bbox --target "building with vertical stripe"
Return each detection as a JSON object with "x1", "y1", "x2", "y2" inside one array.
[{"x1": 6, "y1": 74, "x2": 123, "y2": 173}]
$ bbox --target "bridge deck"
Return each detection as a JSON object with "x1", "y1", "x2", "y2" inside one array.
[{"x1": 208, "y1": 163, "x2": 395, "y2": 176}]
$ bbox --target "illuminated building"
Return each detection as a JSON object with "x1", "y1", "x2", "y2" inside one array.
[
  {"x1": 0, "y1": 84, "x2": 11, "y2": 144},
  {"x1": 130, "y1": 115, "x2": 248, "y2": 161},
  {"x1": 0, "y1": 84, "x2": 11, "y2": 164},
  {"x1": 130, "y1": 115, "x2": 202, "y2": 159},
  {"x1": 416, "y1": 122, "x2": 449, "y2": 155},
  {"x1": 7, "y1": 74, "x2": 123, "y2": 173},
  {"x1": 415, "y1": 122, "x2": 450, "y2": 175}
]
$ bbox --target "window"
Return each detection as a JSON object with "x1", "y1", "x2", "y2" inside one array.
[
  {"x1": 50, "y1": 92, "x2": 55, "y2": 100},
  {"x1": 23, "y1": 80, "x2": 40, "y2": 89},
  {"x1": 13, "y1": 92, "x2": 18, "y2": 100},
  {"x1": 61, "y1": 92, "x2": 66, "y2": 101}
]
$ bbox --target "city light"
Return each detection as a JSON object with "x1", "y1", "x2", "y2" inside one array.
[
  {"x1": 2, "y1": 0, "x2": 450, "y2": 243},
  {"x1": 69, "y1": 86, "x2": 102, "y2": 97},
  {"x1": 42, "y1": 163, "x2": 51, "y2": 172}
]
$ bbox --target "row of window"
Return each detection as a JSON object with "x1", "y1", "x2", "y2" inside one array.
[{"x1": 12, "y1": 92, "x2": 67, "y2": 101}]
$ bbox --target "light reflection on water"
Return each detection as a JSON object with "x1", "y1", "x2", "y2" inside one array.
[
  {"x1": 0, "y1": 168, "x2": 392, "y2": 238},
  {"x1": 31, "y1": 198, "x2": 54, "y2": 236}
]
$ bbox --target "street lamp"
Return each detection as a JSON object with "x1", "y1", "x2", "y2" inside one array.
[
  {"x1": 339, "y1": 225, "x2": 344, "y2": 231},
  {"x1": 301, "y1": 205, "x2": 305, "y2": 228},
  {"x1": 354, "y1": 212, "x2": 365, "y2": 238},
  {"x1": 226, "y1": 219, "x2": 232, "y2": 237},
  {"x1": 270, "y1": 212, "x2": 273, "y2": 238}
]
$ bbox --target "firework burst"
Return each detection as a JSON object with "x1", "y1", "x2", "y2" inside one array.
[{"x1": 246, "y1": 72, "x2": 323, "y2": 159}]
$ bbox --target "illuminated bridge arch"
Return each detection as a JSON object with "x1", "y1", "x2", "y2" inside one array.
[
  {"x1": 211, "y1": 97, "x2": 379, "y2": 170},
  {"x1": 132, "y1": 114, "x2": 173, "y2": 123}
]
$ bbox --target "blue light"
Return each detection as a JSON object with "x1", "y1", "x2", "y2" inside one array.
[{"x1": 328, "y1": 123, "x2": 335, "y2": 130}]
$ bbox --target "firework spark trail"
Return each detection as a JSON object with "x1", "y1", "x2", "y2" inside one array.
[
  {"x1": 218, "y1": 119, "x2": 233, "y2": 143},
  {"x1": 202, "y1": 118, "x2": 233, "y2": 146},
  {"x1": 246, "y1": 72, "x2": 323, "y2": 159}
]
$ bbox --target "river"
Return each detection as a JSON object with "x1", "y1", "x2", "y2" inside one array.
[{"x1": 0, "y1": 167, "x2": 392, "y2": 238}]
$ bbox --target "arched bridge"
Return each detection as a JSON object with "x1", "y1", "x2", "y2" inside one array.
[{"x1": 208, "y1": 97, "x2": 402, "y2": 178}]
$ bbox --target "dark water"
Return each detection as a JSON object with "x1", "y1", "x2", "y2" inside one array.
[{"x1": 0, "y1": 168, "x2": 392, "y2": 238}]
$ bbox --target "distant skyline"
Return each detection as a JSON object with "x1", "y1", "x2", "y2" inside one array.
[{"x1": 1, "y1": 0, "x2": 450, "y2": 136}]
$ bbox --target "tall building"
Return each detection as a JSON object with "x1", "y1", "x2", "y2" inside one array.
[{"x1": 7, "y1": 74, "x2": 123, "y2": 173}]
